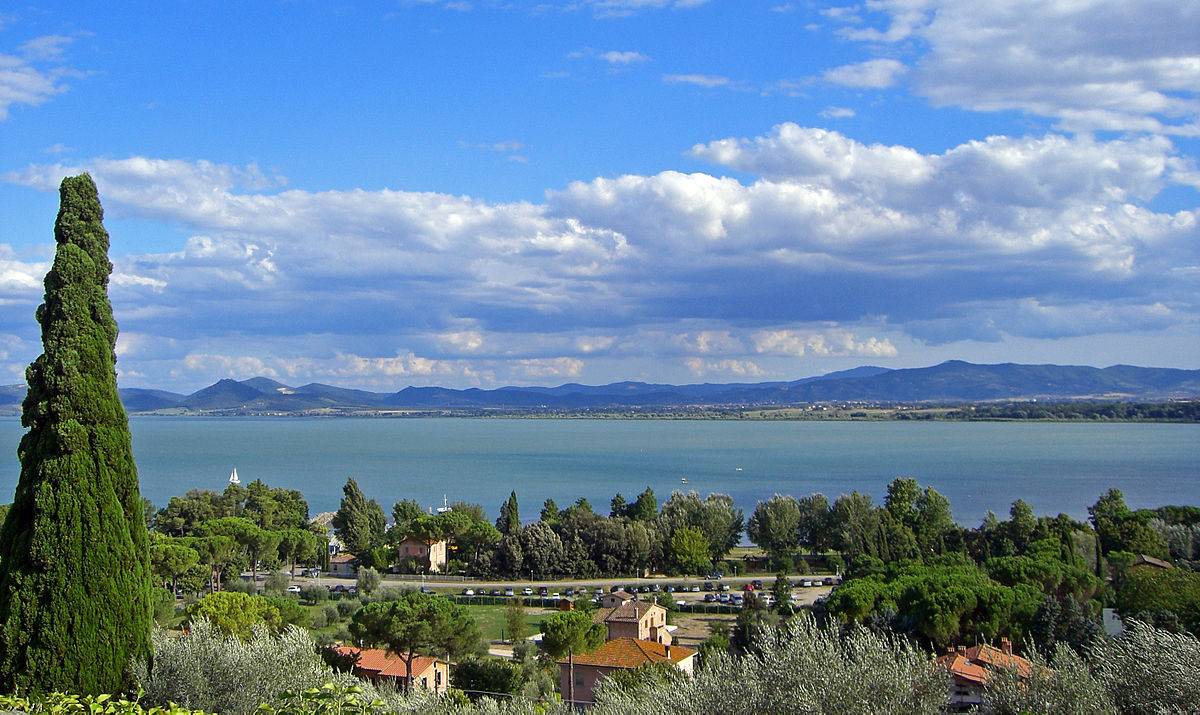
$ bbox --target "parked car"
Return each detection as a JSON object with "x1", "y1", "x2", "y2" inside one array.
[
  {"x1": 462, "y1": 588, "x2": 475, "y2": 596},
  {"x1": 286, "y1": 585, "x2": 301, "y2": 594},
  {"x1": 705, "y1": 572, "x2": 723, "y2": 580},
  {"x1": 490, "y1": 588, "x2": 502, "y2": 596},
  {"x1": 523, "y1": 587, "x2": 533, "y2": 596},
  {"x1": 594, "y1": 587, "x2": 604, "y2": 596},
  {"x1": 703, "y1": 582, "x2": 714, "y2": 592},
  {"x1": 732, "y1": 594, "x2": 745, "y2": 606},
  {"x1": 504, "y1": 587, "x2": 515, "y2": 597},
  {"x1": 690, "y1": 585, "x2": 700, "y2": 592},
  {"x1": 720, "y1": 583, "x2": 731, "y2": 591},
  {"x1": 551, "y1": 592, "x2": 561, "y2": 600},
  {"x1": 703, "y1": 593, "x2": 716, "y2": 603},
  {"x1": 565, "y1": 587, "x2": 575, "y2": 596},
  {"x1": 752, "y1": 579, "x2": 764, "y2": 590},
  {"x1": 420, "y1": 586, "x2": 434, "y2": 594},
  {"x1": 538, "y1": 586, "x2": 549, "y2": 596}
]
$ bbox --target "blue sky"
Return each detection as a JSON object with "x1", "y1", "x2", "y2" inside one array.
[{"x1": 1, "y1": 0, "x2": 1197, "y2": 393}]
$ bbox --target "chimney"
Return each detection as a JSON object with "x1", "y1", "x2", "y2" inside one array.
[
  {"x1": 665, "y1": 644, "x2": 671, "y2": 661},
  {"x1": 1001, "y1": 638, "x2": 1012, "y2": 655},
  {"x1": 957, "y1": 646, "x2": 967, "y2": 654}
]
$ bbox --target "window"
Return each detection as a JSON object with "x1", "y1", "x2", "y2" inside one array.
[{"x1": 436, "y1": 670, "x2": 442, "y2": 686}]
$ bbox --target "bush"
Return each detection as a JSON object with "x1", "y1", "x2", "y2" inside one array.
[
  {"x1": 263, "y1": 595, "x2": 310, "y2": 628},
  {"x1": 324, "y1": 604, "x2": 340, "y2": 624},
  {"x1": 301, "y1": 584, "x2": 329, "y2": 605},
  {"x1": 590, "y1": 613, "x2": 948, "y2": 714},
  {"x1": 135, "y1": 621, "x2": 360, "y2": 714},
  {"x1": 337, "y1": 599, "x2": 359, "y2": 618},
  {"x1": 310, "y1": 611, "x2": 328, "y2": 629},
  {"x1": 357, "y1": 567, "x2": 382, "y2": 594},
  {"x1": 225, "y1": 578, "x2": 257, "y2": 595},
  {"x1": 184, "y1": 592, "x2": 282, "y2": 639},
  {"x1": 264, "y1": 571, "x2": 290, "y2": 593},
  {"x1": 152, "y1": 586, "x2": 177, "y2": 625}
]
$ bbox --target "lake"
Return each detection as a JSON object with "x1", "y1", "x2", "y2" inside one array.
[{"x1": 0, "y1": 417, "x2": 1196, "y2": 525}]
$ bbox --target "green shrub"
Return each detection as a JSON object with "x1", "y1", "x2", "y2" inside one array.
[
  {"x1": 324, "y1": 604, "x2": 340, "y2": 624},
  {"x1": 264, "y1": 572, "x2": 290, "y2": 593},
  {"x1": 301, "y1": 585, "x2": 329, "y2": 605}
]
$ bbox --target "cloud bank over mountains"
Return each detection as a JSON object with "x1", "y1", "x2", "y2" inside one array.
[{"x1": 0, "y1": 0, "x2": 1196, "y2": 391}]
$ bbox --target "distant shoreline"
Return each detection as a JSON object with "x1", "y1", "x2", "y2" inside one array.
[{"x1": 18, "y1": 400, "x2": 1193, "y2": 422}]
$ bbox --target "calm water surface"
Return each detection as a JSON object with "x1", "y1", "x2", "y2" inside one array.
[{"x1": 0, "y1": 417, "x2": 1196, "y2": 525}]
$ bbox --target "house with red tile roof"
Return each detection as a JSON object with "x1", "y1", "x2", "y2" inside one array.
[
  {"x1": 936, "y1": 639, "x2": 1037, "y2": 711},
  {"x1": 332, "y1": 646, "x2": 450, "y2": 694},
  {"x1": 557, "y1": 638, "x2": 696, "y2": 707}
]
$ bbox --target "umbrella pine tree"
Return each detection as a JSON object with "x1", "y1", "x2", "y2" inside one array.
[{"x1": 0, "y1": 174, "x2": 152, "y2": 694}]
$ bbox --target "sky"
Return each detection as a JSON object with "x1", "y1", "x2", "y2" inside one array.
[{"x1": 0, "y1": 0, "x2": 1197, "y2": 394}]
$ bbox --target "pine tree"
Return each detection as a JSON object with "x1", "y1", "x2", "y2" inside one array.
[
  {"x1": 331, "y1": 478, "x2": 385, "y2": 556},
  {"x1": 0, "y1": 174, "x2": 152, "y2": 694}
]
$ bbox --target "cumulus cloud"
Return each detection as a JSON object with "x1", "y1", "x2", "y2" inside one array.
[
  {"x1": 0, "y1": 35, "x2": 76, "y2": 120},
  {"x1": 832, "y1": 0, "x2": 1200, "y2": 134},
  {"x1": 753, "y1": 329, "x2": 898, "y2": 358},
  {"x1": 3, "y1": 124, "x2": 1196, "y2": 390},
  {"x1": 684, "y1": 358, "x2": 766, "y2": 378}
]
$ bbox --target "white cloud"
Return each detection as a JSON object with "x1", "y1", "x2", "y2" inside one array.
[
  {"x1": 684, "y1": 358, "x2": 766, "y2": 378},
  {"x1": 0, "y1": 35, "x2": 76, "y2": 120},
  {"x1": 663, "y1": 74, "x2": 730, "y2": 89},
  {"x1": 822, "y1": 59, "x2": 907, "y2": 89},
  {"x1": 820, "y1": 106, "x2": 855, "y2": 119},
  {"x1": 834, "y1": 0, "x2": 1200, "y2": 134},
  {"x1": 600, "y1": 51, "x2": 650, "y2": 65},
  {"x1": 752, "y1": 329, "x2": 899, "y2": 358},
  {"x1": 3, "y1": 128, "x2": 1195, "y2": 391}
]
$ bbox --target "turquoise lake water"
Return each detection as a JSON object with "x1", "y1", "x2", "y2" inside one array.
[{"x1": 0, "y1": 417, "x2": 1196, "y2": 525}]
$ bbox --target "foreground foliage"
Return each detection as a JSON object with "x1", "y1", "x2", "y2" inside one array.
[
  {"x1": 0, "y1": 173, "x2": 152, "y2": 694},
  {"x1": 591, "y1": 613, "x2": 948, "y2": 714}
]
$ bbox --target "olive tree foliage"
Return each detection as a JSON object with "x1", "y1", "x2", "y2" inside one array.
[
  {"x1": 590, "y1": 613, "x2": 948, "y2": 715},
  {"x1": 982, "y1": 621, "x2": 1200, "y2": 715},
  {"x1": 982, "y1": 643, "x2": 1114, "y2": 715},
  {"x1": 135, "y1": 620, "x2": 363, "y2": 714},
  {"x1": 0, "y1": 174, "x2": 152, "y2": 695}
]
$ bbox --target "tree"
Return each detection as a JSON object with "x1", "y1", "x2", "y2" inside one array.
[
  {"x1": 331, "y1": 478, "x2": 386, "y2": 557},
  {"x1": 628, "y1": 487, "x2": 657, "y2": 522},
  {"x1": 796, "y1": 493, "x2": 832, "y2": 556},
  {"x1": 669, "y1": 526, "x2": 711, "y2": 575},
  {"x1": 540, "y1": 609, "x2": 605, "y2": 708},
  {"x1": 505, "y1": 598, "x2": 527, "y2": 645},
  {"x1": 0, "y1": 175, "x2": 152, "y2": 695},
  {"x1": 185, "y1": 591, "x2": 283, "y2": 639},
  {"x1": 520, "y1": 522, "x2": 563, "y2": 577},
  {"x1": 390, "y1": 498, "x2": 424, "y2": 538},
  {"x1": 452, "y1": 657, "x2": 524, "y2": 701},
  {"x1": 747, "y1": 494, "x2": 802, "y2": 568},
  {"x1": 350, "y1": 591, "x2": 479, "y2": 693},
  {"x1": 150, "y1": 539, "x2": 201, "y2": 593},
  {"x1": 497, "y1": 491, "x2": 521, "y2": 536}
]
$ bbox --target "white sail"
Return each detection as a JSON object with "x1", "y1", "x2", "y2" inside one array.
[{"x1": 229, "y1": 468, "x2": 241, "y2": 485}]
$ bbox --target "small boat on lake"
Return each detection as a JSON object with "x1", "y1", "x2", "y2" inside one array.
[{"x1": 229, "y1": 468, "x2": 241, "y2": 486}]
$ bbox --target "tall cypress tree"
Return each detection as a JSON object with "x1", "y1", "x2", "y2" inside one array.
[{"x1": 0, "y1": 174, "x2": 151, "y2": 694}]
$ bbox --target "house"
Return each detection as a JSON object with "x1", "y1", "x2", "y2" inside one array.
[
  {"x1": 936, "y1": 639, "x2": 1036, "y2": 711},
  {"x1": 557, "y1": 638, "x2": 696, "y2": 707},
  {"x1": 593, "y1": 597, "x2": 672, "y2": 645},
  {"x1": 1131, "y1": 554, "x2": 1173, "y2": 570},
  {"x1": 599, "y1": 590, "x2": 636, "y2": 608},
  {"x1": 328, "y1": 553, "x2": 358, "y2": 577},
  {"x1": 396, "y1": 536, "x2": 448, "y2": 573},
  {"x1": 332, "y1": 646, "x2": 450, "y2": 693}
]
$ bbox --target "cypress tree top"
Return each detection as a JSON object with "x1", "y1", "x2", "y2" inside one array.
[{"x1": 0, "y1": 174, "x2": 152, "y2": 694}]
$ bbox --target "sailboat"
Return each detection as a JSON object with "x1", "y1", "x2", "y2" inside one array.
[
  {"x1": 435, "y1": 494, "x2": 451, "y2": 514},
  {"x1": 229, "y1": 468, "x2": 241, "y2": 486}
]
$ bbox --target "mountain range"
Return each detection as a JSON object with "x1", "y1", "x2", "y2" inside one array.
[{"x1": 1, "y1": 361, "x2": 1197, "y2": 416}]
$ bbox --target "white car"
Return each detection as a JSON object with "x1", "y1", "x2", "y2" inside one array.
[{"x1": 287, "y1": 585, "x2": 301, "y2": 594}]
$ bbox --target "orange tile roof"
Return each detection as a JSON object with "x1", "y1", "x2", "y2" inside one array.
[
  {"x1": 333, "y1": 646, "x2": 439, "y2": 680},
  {"x1": 964, "y1": 644, "x2": 1033, "y2": 678},
  {"x1": 936, "y1": 653, "x2": 990, "y2": 685},
  {"x1": 560, "y1": 638, "x2": 696, "y2": 669}
]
